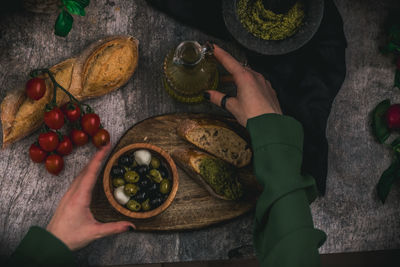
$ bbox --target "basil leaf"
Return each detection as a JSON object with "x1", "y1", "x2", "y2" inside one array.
[
  {"x1": 377, "y1": 158, "x2": 400, "y2": 203},
  {"x1": 76, "y1": 0, "x2": 90, "y2": 8},
  {"x1": 391, "y1": 137, "x2": 400, "y2": 154},
  {"x1": 395, "y1": 70, "x2": 400, "y2": 89},
  {"x1": 372, "y1": 99, "x2": 391, "y2": 144},
  {"x1": 55, "y1": 10, "x2": 74, "y2": 37},
  {"x1": 65, "y1": 0, "x2": 85, "y2": 16},
  {"x1": 389, "y1": 24, "x2": 400, "y2": 44},
  {"x1": 387, "y1": 42, "x2": 400, "y2": 53}
]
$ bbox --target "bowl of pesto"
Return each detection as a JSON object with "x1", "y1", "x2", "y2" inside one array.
[{"x1": 222, "y1": 0, "x2": 324, "y2": 55}]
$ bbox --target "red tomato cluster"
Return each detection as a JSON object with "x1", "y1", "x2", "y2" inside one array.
[{"x1": 26, "y1": 77, "x2": 110, "y2": 175}]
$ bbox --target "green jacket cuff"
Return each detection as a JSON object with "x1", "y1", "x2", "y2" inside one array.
[
  {"x1": 7, "y1": 226, "x2": 74, "y2": 267},
  {"x1": 247, "y1": 113, "x2": 304, "y2": 154},
  {"x1": 246, "y1": 114, "x2": 318, "y2": 223}
]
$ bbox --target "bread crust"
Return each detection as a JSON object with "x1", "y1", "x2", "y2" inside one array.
[
  {"x1": 172, "y1": 148, "x2": 232, "y2": 200},
  {"x1": 177, "y1": 118, "x2": 252, "y2": 167},
  {"x1": 1, "y1": 35, "x2": 139, "y2": 147}
]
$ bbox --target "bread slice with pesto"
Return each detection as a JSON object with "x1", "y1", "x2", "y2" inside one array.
[
  {"x1": 172, "y1": 148, "x2": 243, "y2": 200},
  {"x1": 177, "y1": 119, "x2": 252, "y2": 168}
]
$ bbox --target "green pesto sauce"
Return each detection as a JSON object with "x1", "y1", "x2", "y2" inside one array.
[
  {"x1": 237, "y1": 0, "x2": 305, "y2": 40},
  {"x1": 199, "y1": 157, "x2": 243, "y2": 200}
]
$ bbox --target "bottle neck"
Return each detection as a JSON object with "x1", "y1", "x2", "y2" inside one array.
[{"x1": 173, "y1": 41, "x2": 213, "y2": 68}]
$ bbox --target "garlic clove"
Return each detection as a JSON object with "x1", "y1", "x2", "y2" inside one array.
[
  {"x1": 114, "y1": 186, "x2": 130, "y2": 205},
  {"x1": 134, "y1": 149, "x2": 152, "y2": 166}
]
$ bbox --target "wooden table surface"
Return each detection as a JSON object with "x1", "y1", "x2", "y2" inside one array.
[{"x1": 0, "y1": 0, "x2": 399, "y2": 266}]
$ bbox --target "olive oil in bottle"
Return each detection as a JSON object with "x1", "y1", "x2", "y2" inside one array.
[{"x1": 163, "y1": 41, "x2": 219, "y2": 103}]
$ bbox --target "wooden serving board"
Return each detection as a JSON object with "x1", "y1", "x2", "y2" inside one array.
[{"x1": 91, "y1": 113, "x2": 260, "y2": 231}]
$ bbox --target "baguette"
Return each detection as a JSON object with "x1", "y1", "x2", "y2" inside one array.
[
  {"x1": 1, "y1": 35, "x2": 139, "y2": 147},
  {"x1": 177, "y1": 118, "x2": 252, "y2": 167},
  {"x1": 172, "y1": 148, "x2": 243, "y2": 200}
]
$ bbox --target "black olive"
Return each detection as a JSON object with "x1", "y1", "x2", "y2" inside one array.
[
  {"x1": 135, "y1": 165, "x2": 149, "y2": 176},
  {"x1": 134, "y1": 191, "x2": 148, "y2": 202},
  {"x1": 138, "y1": 178, "x2": 151, "y2": 188},
  {"x1": 150, "y1": 197, "x2": 163, "y2": 208},
  {"x1": 118, "y1": 154, "x2": 133, "y2": 167},
  {"x1": 159, "y1": 166, "x2": 169, "y2": 179},
  {"x1": 110, "y1": 165, "x2": 125, "y2": 178},
  {"x1": 148, "y1": 183, "x2": 158, "y2": 192}
]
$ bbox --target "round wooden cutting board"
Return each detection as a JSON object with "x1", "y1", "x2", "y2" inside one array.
[{"x1": 91, "y1": 113, "x2": 260, "y2": 231}]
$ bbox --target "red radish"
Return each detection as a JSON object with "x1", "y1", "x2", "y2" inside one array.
[{"x1": 386, "y1": 104, "x2": 400, "y2": 129}]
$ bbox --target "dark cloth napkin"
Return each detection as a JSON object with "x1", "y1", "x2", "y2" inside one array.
[{"x1": 148, "y1": 0, "x2": 347, "y2": 195}]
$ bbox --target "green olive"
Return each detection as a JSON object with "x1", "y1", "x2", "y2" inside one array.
[
  {"x1": 124, "y1": 183, "x2": 139, "y2": 196},
  {"x1": 132, "y1": 160, "x2": 138, "y2": 168},
  {"x1": 160, "y1": 179, "x2": 172, "y2": 194},
  {"x1": 142, "y1": 198, "x2": 151, "y2": 211},
  {"x1": 112, "y1": 178, "x2": 125, "y2": 187},
  {"x1": 150, "y1": 157, "x2": 160, "y2": 169},
  {"x1": 126, "y1": 200, "x2": 141, "y2": 211},
  {"x1": 148, "y1": 169, "x2": 163, "y2": 183},
  {"x1": 124, "y1": 170, "x2": 140, "y2": 183}
]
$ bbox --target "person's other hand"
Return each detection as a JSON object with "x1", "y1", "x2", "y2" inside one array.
[
  {"x1": 205, "y1": 45, "x2": 282, "y2": 127},
  {"x1": 46, "y1": 144, "x2": 135, "y2": 251}
]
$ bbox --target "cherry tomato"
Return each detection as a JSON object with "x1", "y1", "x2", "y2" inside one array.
[
  {"x1": 44, "y1": 107, "x2": 65, "y2": 130},
  {"x1": 26, "y1": 78, "x2": 46, "y2": 100},
  {"x1": 92, "y1": 129, "x2": 110, "y2": 148},
  {"x1": 81, "y1": 113, "x2": 100, "y2": 136},
  {"x1": 29, "y1": 143, "x2": 47, "y2": 163},
  {"x1": 45, "y1": 154, "x2": 64, "y2": 175},
  {"x1": 70, "y1": 129, "x2": 89, "y2": 146},
  {"x1": 38, "y1": 131, "x2": 59, "y2": 152},
  {"x1": 61, "y1": 102, "x2": 81, "y2": 122},
  {"x1": 56, "y1": 136, "x2": 73, "y2": 155}
]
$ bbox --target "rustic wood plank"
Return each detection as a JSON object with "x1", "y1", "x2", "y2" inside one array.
[{"x1": 91, "y1": 113, "x2": 259, "y2": 231}]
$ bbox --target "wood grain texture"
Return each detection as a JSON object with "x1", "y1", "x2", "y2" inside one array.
[
  {"x1": 91, "y1": 113, "x2": 259, "y2": 230},
  {"x1": 1, "y1": 0, "x2": 400, "y2": 266}
]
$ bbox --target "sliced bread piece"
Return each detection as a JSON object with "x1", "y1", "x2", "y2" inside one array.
[
  {"x1": 172, "y1": 148, "x2": 243, "y2": 200},
  {"x1": 177, "y1": 119, "x2": 252, "y2": 167}
]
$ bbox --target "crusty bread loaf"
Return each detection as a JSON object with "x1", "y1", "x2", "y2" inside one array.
[
  {"x1": 1, "y1": 35, "x2": 139, "y2": 147},
  {"x1": 172, "y1": 148, "x2": 243, "y2": 200},
  {"x1": 177, "y1": 119, "x2": 252, "y2": 167}
]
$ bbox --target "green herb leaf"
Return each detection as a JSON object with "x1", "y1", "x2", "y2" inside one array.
[
  {"x1": 395, "y1": 70, "x2": 400, "y2": 89},
  {"x1": 372, "y1": 99, "x2": 391, "y2": 143},
  {"x1": 389, "y1": 24, "x2": 400, "y2": 44},
  {"x1": 377, "y1": 158, "x2": 400, "y2": 203},
  {"x1": 391, "y1": 137, "x2": 400, "y2": 154},
  {"x1": 385, "y1": 42, "x2": 400, "y2": 53},
  {"x1": 64, "y1": 0, "x2": 85, "y2": 16},
  {"x1": 55, "y1": 10, "x2": 74, "y2": 37},
  {"x1": 76, "y1": 0, "x2": 90, "y2": 8}
]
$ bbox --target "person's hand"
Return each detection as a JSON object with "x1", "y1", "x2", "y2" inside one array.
[
  {"x1": 46, "y1": 144, "x2": 135, "y2": 251},
  {"x1": 205, "y1": 45, "x2": 282, "y2": 127}
]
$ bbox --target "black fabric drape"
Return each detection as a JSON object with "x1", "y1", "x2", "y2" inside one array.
[{"x1": 148, "y1": 0, "x2": 347, "y2": 194}]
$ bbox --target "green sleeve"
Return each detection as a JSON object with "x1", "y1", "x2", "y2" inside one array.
[
  {"x1": 7, "y1": 226, "x2": 75, "y2": 267},
  {"x1": 247, "y1": 114, "x2": 326, "y2": 267}
]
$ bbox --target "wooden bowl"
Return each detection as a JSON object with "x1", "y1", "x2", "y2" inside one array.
[{"x1": 103, "y1": 143, "x2": 179, "y2": 219}]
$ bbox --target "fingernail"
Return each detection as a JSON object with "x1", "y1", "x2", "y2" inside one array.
[
  {"x1": 203, "y1": 92, "x2": 210, "y2": 100},
  {"x1": 128, "y1": 226, "x2": 135, "y2": 232}
]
